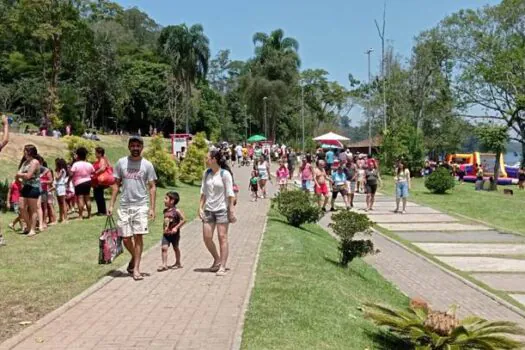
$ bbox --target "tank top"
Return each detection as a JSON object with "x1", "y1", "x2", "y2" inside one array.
[
  {"x1": 257, "y1": 162, "x2": 268, "y2": 178},
  {"x1": 20, "y1": 160, "x2": 40, "y2": 188},
  {"x1": 395, "y1": 169, "x2": 410, "y2": 182},
  {"x1": 301, "y1": 163, "x2": 313, "y2": 180}
]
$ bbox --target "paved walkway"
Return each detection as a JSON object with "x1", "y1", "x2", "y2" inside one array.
[
  {"x1": 322, "y1": 193, "x2": 525, "y2": 325},
  {"x1": 1, "y1": 166, "x2": 267, "y2": 350}
]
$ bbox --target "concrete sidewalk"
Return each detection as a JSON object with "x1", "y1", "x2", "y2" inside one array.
[{"x1": 1, "y1": 166, "x2": 268, "y2": 350}]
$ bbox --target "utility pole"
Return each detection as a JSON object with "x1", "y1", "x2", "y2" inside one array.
[
  {"x1": 366, "y1": 48, "x2": 374, "y2": 155},
  {"x1": 301, "y1": 84, "x2": 305, "y2": 153},
  {"x1": 263, "y1": 96, "x2": 268, "y2": 138},
  {"x1": 375, "y1": 1, "x2": 387, "y2": 133}
]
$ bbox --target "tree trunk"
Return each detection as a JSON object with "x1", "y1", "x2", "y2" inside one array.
[
  {"x1": 44, "y1": 34, "x2": 62, "y2": 129},
  {"x1": 491, "y1": 151, "x2": 501, "y2": 191}
]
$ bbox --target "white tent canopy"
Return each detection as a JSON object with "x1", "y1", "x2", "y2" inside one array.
[{"x1": 313, "y1": 132, "x2": 350, "y2": 142}]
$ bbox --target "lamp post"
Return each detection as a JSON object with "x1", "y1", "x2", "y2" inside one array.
[
  {"x1": 263, "y1": 96, "x2": 268, "y2": 138},
  {"x1": 365, "y1": 48, "x2": 374, "y2": 155},
  {"x1": 301, "y1": 83, "x2": 305, "y2": 153},
  {"x1": 244, "y1": 104, "x2": 248, "y2": 143}
]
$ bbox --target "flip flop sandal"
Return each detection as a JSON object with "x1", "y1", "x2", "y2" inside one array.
[
  {"x1": 216, "y1": 268, "x2": 227, "y2": 277},
  {"x1": 170, "y1": 264, "x2": 183, "y2": 269},
  {"x1": 157, "y1": 266, "x2": 169, "y2": 272},
  {"x1": 133, "y1": 274, "x2": 144, "y2": 281},
  {"x1": 209, "y1": 263, "x2": 221, "y2": 272}
]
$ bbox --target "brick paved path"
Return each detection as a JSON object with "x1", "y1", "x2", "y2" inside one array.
[
  {"x1": 1, "y1": 166, "x2": 268, "y2": 350},
  {"x1": 320, "y1": 194, "x2": 525, "y2": 326}
]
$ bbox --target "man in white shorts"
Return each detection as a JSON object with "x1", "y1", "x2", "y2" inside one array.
[{"x1": 108, "y1": 135, "x2": 157, "y2": 281}]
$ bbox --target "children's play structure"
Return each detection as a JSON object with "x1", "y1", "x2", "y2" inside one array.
[{"x1": 446, "y1": 152, "x2": 519, "y2": 185}]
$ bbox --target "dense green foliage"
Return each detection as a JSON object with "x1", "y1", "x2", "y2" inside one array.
[
  {"x1": 64, "y1": 136, "x2": 97, "y2": 162},
  {"x1": 476, "y1": 125, "x2": 509, "y2": 190},
  {"x1": 273, "y1": 190, "x2": 321, "y2": 227},
  {"x1": 365, "y1": 302, "x2": 525, "y2": 349},
  {"x1": 425, "y1": 167, "x2": 456, "y2": 194},
  {"x1": 143, "y1": 136, "x2": 178, "y2": 187},
  {"x1": 179, "y1": 132, "x2": 208, "y2": 185},
  {"x1": 329, "y1": 210, "x2": 375, "y2": 267}
]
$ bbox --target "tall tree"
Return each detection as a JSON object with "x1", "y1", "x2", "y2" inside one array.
[
  {"x1": 158, "y1": 24, "x2": 210, "y2": 133},
  {"x1": 476, "y1": 125, "x2": 509, "y2": 190}
]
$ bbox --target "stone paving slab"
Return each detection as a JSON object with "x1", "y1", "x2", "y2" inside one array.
[
  {"x1": 382, "y1": 223, "x2": 491, "y2": 232},
  {"x1": 369, "y1": 213, "x2": 458, "y2": 223},
  {"x1": 510, "y1": 294, "x2": 525, "y2": 306},
  {"x1": 415, "y1": 243, "x2": 525, "y2": 256},
  {"x1": 397, "y1": 231, "x2": 525, "y2": 243},
  {"x1": 1, "y1": 167, "x2": 267, "y2": 350},
  {"x1": 317, "y1": 215, "x2": 525, "y2": 324},
  {"x1": 437, "y1": 256, "x2": 525, "y2": 272},
  {"x1": 472, "y1": 274, "x2": 525, "y2": 292},
  {"x1": 356, "y1": 207, "x2": 441, "y2": 215}
]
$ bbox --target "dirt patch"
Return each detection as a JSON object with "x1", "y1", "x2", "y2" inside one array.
[{"x1": 0, "y1": 133, "x2": 67, "y2": 164}]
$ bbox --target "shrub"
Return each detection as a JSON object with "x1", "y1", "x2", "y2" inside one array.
[
  {"x1": 179, "y1": 132, "x2": 208, "y2": 185},
  {"x1": 329, "y1": 211, "x2": 376, "y2": 267},
  {"x1": 63, "y1": 136, "x2": 97, "y2": 162},
  {"x1": 365, "y1": 299, "x2": 525, "y2": 349},
  {"x1": 143, "y1": 135, "x2": 178, "y2": 187},
  {"x1": 273, "y1": 190, "x2": 322, "y2": 227},
  {"x1": 425, "y1": 167, "x2": 455, "y2": 194}
]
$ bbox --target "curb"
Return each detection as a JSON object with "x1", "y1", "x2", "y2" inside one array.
[
  {"x1": 231, "y1": 210, "x2": 269, "y2": 350},
  {"x1": 372, "y1": 227, "x2": 525, "y2": 320},
  {"x1": 0, "y1": 238, "x2": 164, "y2": 350}
]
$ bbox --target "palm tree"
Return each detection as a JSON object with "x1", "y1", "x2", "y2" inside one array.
[
  {"x1": 159, "y1": 23, "x2": 210, "y2": 133},
  {"x1": 365, "y1": 301, "x2": 525, "y2": 349},
  {"x1": 252, "y1": 29, "x2": 300, "y2": 68}
]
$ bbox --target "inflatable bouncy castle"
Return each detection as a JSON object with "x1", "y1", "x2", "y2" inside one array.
[{"x1": 445, "y1": 152, "x2": 519, "y2": 185}]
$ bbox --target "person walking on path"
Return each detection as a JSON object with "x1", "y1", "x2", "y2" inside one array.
[
  {"x1": 344, "y1": 158, "x2": 357, "y2": 208},
  {"x1": 314, "y1": 160, "x2": 330, "y2": 211},
  {"x1": 93, "y1": 147, "x2": 111, "y2": 216},
  {"x1": 287, "y1": 148, "x2": 296, "y2": 179},
  {"x1": 257, "y1": 156, "x2": 271, "y2": 199},
  {"x1": 364, "y1": 161, "x2": 381, "y2": 212},
  {"x1": 300, "y1": 154, "x2": 314, "y2": 192},
  {"x1": 394, "y1": 161, "x2": 411, "y2": 214},
  {"x1": 330, "y1": 163, "x2": 350, "y2": 211},
  {"x1": 69, "y1": 147, "x2": 95, "y2": 220},
  {"x1": 108, "y1": 136, "x2": 157, "y2": 281},
  {"x1": 158, "y1": 191, "x2": 185, "y2": 272},
  {"x1": 0, "y1": 114, "x2": 9, "y2": 245},
  {"x1": 199, "y1": 149, "x2": 237, "y2": 277},
  {"x1": 325, "y1": 147, "x2": 335, "y2": 175},
  {"x1": 17, "y1": 145, "x2": 41, "y2": 237}
]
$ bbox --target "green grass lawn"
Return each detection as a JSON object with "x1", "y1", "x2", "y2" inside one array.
[
  {"x1": 380, "y1": 176, "x2": 525, "y2": 235},
  {"x1": 0, "y1": 134, "x2": 198, "y2": 343},
  {"x1": 241, "y1": 210, "x2": 408, "y2": 350}
]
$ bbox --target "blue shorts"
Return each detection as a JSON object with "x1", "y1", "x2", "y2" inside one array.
[
  {"x1": 301, "y1": 180, "x2": 312, "y2": 192},
  {"x1": 396, "y1": 182, "x2": 409, "y2": 198}
]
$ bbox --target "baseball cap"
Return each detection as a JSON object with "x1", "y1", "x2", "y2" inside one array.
[{"x1": 128, "y1": 135, "x2": 144, "y2": 145}]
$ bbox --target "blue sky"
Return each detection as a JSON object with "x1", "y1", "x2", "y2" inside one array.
[{"x1": 116, "y1": 0, "x2": 499, "y2": 86}]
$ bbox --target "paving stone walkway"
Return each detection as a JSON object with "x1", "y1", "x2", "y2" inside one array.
[
  {"x1": 326, "y1": 192, "x2": 525, "y2": 323},
  {"x1": 1, "y1": 167, "x2": 267, "y2": 350}
]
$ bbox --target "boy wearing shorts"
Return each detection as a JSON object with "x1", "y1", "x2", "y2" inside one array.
[
  {"x1": 330, "y1": 166, "x2": 350, "y2": 211},
  {"x1": 158, "y1": 191, "x2": 185, "y2": 271}
]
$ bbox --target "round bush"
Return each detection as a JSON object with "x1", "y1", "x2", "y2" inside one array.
[
  {"x1": 425, "y1": 167, "x2": 455, "y2": 194},
  {"x1": 273, "y1": 190, "x2": 321, "y2": 227}
]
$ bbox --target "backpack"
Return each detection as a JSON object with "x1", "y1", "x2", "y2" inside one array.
[{"x1": 205, "y1": 168, "x2": 238, "y2": 206}]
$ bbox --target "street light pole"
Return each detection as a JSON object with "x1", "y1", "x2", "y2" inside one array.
[
  {"x1": 263, "y1": 96, "x2": 268, "y2": 138},
  {"x1": 301, "y1": 84, "x2": 305, "y2": 153},
  {"x1": 366, "y1": 48, "x2": 374, "y2": 156},
  {"x1": 244, "y1": 104, "x2": 248, "y2": 143}
]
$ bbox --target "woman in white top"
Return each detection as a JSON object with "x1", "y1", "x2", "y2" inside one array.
[
  {"x1": 257, "y1": 156, "x2": 271, "y2": 199},
  {"x1": 199, "y1": 149, "x2": 237, "y2": 276},
  {"x1": 394, "y1": 161, "x2": 411, "y2": 213}
]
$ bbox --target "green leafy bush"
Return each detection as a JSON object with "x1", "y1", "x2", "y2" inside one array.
[
  {"x1": 425, "y1": 167, "x2": 455, "y2": 194},
  {"x1": 143, "y1": 135, "x2": 178, "y2": 187},
  {"x1": 179, "y1": 132, "x2": 208, "y2": 185},
  {"x1": 63, "y1": 136, "x2": 97, "y2": 163},
  {"x1": 365, "y1": 301, "x2": 525, "y2": 349},
  {"x1": 329, "y1": 211, "x2": 376, "y2": 267},
  {"x1": 273, "y1": 190, "x2": 322, "y2": 227}
]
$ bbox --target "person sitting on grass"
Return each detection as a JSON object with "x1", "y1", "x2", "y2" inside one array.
[
  {"x1": 158, "y1": 191, "x2": 185, "y2": 272},
  {"x1": 7, "y1": 178, "x2": 23, "y2": 231}
]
